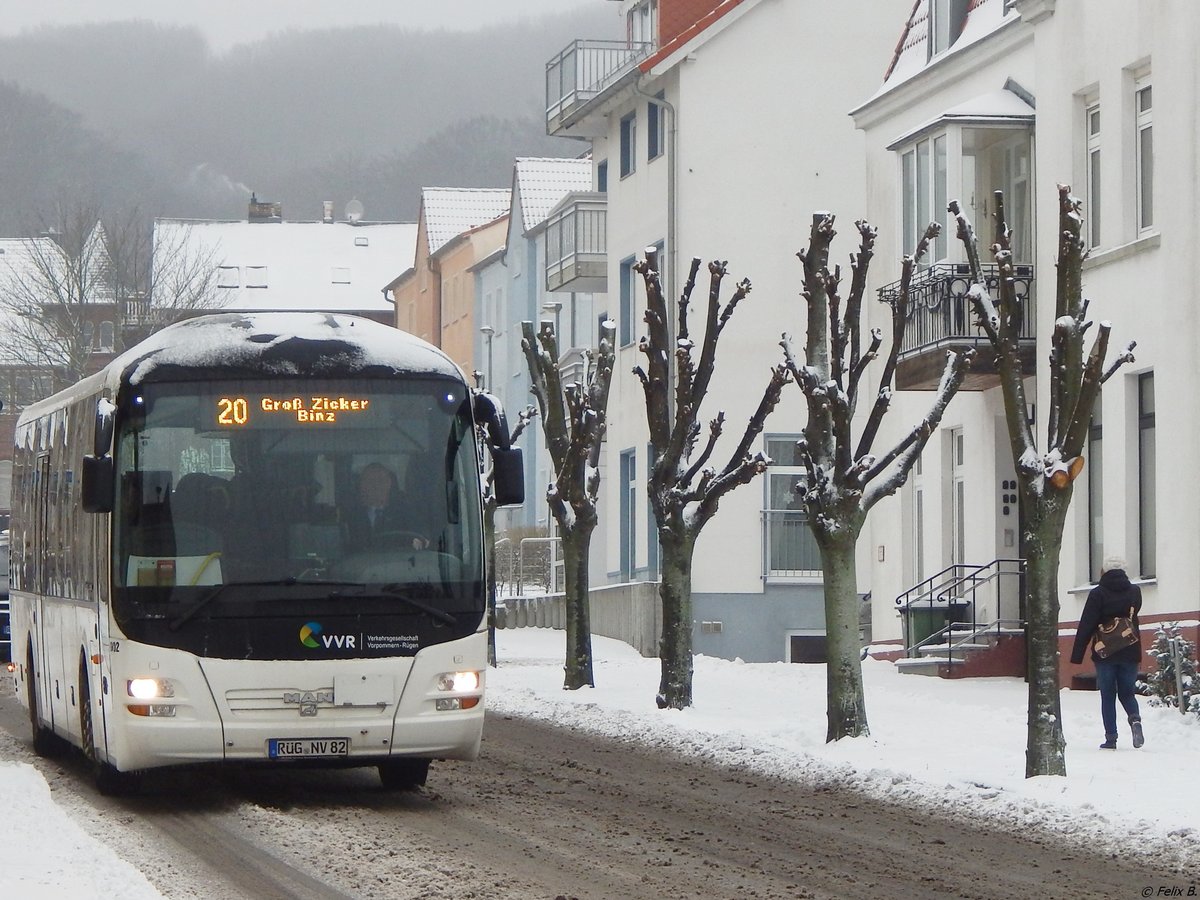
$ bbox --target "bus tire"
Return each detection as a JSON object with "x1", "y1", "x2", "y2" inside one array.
[
  {"x1": 79, "y1": 656, "x2": 141, "y2": 797},
  {"x1": 27, "y1": 646, "x2": 61, "y2": 758},
  {"x1": 378, "y1": 758, "x2": 430, "y2": 791}
]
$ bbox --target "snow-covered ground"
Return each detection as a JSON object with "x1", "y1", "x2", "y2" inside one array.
[{"x1": 3, "y1": 627, "x2": 1197, "y2": 893}]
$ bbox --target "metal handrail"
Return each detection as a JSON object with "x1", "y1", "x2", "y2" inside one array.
[{"x1": 896, "y1": 558, "x2": 1026, "y2": 657}]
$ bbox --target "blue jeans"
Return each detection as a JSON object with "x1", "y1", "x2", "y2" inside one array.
[{"x1": 1095, "y1": 659, "x2": 1141, "y2": 736}]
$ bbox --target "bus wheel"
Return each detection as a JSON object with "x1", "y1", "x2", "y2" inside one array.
[
  {"x1": 378, "y1": 758, "x2": 430, "y2": 791},
  {"x1": 78, "y1": 657, "x2": 140, "y2": 797},
  {"x1": 27, "y1": 647, "x2": 61, "y2": 758}
]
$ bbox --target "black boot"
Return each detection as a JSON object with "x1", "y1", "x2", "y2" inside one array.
[
  {"x1": 1099, "y1": 733, "x2": 1117, "y2": 750},
  {"x1": 1130, "y1": 717, "x2": 1144, "y2": 749}
]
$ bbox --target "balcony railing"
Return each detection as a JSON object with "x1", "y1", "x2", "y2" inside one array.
[
  {"x1": 877, "y1": 263, "x2": 1036, "y2": 389},
  {"x1": 545, "y1": 192, "x2": 607, "y2": 294},
  {"x1": 763, "y1": 510, "x2": 822, "y2": 578},
  {"x1": 546, "y1": 39, "x2": 654, "y2": 136}
]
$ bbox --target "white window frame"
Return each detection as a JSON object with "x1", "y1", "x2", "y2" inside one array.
[
  {"x1": 763, "y1": 435, "x2": 822, "y2": 580},
  {"x1": 1085, "y1": 101, "x2": 1102, "y2": 248},
  {"x1": 900, "y1": 133, "x2": 948, "y2": 262},
  {"x1": 1134, "y1": 78, "x2": 1153, "y2": 233},
  {"x1": 246, "y1": 266, "x2": 268, "y2": 289},
  {"x1": 216, "y1": 265, "x2": 240, "y2": 289}
]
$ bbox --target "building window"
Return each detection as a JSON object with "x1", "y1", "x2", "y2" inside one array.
[
  {"x1": 354, "y1": 236, "x2": 369, "y2": 247},
  {"x1": 764, "y1": 436, "x2": 821, "y2": 577},
  {"x1": 217, "y1": 266, "x2": 240, "y2": 289},
  {"x1": 928, "y1": 0, "x2": 967, "y2": 58},
  {"x1": 597, "y1": 160, "x2": 608, "y2": 193},
  {"x1": 620, "y1": 112, "x2": 637, "y2": 178},
  {"x1": 246, "y1": 266, "x2": 268, "y2": 289},
  {"x1": 628, "y1": 0, "x2": 657, "y2": 45},
  {"x1": 1138, "y1": 372, "x2": 1155, "y2": 578},
  {"x1": 619, "y1": 255, "x2": 636, "y2": 346},
  {"x1": 901, "y1": 134, "x2": 947, "y2": 262},
  {"x1": 647, "y1": 92, "x2": 665, "y2": 161},
  {"x1": 98, "y1": 321, "x2": 114, "y2": 351},
  {"x1": 331, "y1": 266, "x2": 351, "y2": 284},
  {"x1": 1087, "y1": 398, "x2": 1103, "y2": 580},
  {"x1": 1086, "y1": 102, "x2": 1102, "y2": 248},
  {"x1": 82, "y1": 321, "x2": 94, "y2": 350},
  {"x1": 1135, "y1": 80, "x2": 1153, "y2": 232},
  {"x1": 619, "y1": 448, "x2": 637, "y2": 579}
]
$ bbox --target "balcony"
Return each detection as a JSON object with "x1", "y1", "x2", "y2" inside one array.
[
  {"x1": 544, "y1": 192, "x2": 607, "y2": 294},
  {"x1": 878, "y1": 263, "x2": 1036, "y2": 391},
  {"x1": 546, "y1": 39, "x2": 654, "y2": 138}
]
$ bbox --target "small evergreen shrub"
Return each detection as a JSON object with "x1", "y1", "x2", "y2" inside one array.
[{"x1": 1138, "y1": 623, "x2": 1199, "y2": 717}]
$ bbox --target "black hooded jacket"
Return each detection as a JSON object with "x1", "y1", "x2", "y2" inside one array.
[{"x1": 1070, "y1": 568, "x2": 1143, "y2": 665}]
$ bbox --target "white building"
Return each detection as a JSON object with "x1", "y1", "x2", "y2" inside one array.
[
  {"x1": 544, "y1": 0, "x2": 907, "y2": 662},
  {"x1": 853, "y1": 0, "x2": 1197, "y2": 681},
  {"x1": 154, "y1": 198, "x2": 417, "y2": 322}
]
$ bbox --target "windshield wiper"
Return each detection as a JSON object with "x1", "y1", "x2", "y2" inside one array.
[
  {"x1": 330, "y1": 583, "x2": 457, "y2": 626},
  {"x1": 167, "y1": 578, "x2": 349, "y2": 631}
]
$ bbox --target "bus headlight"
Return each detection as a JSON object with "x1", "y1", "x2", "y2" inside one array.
[
  {"x1": 435, "y1": 671, "x2": 480, "y2": 711},
  {"x1": 128, "y1": 678, "x2": 175, "y2": 700},
  {"x1": 436, "y1": 671, "x2": 479, "y2": 692}
]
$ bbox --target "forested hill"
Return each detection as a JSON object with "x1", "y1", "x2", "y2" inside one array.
[{"x1": 0, "y1": 8, "x2": 616, "y2": 234}]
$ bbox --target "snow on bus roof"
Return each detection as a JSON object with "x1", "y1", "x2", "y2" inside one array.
[{"x1": 115, "y1": 312, "x2": 464, "y2": 388}]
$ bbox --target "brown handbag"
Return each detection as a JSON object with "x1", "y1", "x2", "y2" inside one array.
[{"x1": 1093, "y1": 606, "x2": 1138, "y2": 658}]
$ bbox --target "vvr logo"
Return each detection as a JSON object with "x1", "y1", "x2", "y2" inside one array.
[{"x1": 300, "y1": 622, "x2": 357, "y2": 650}]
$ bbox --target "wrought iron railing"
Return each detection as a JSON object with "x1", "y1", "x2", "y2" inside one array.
[
  {"x1": 876, "y1": 263, "x2": 1036, "y2": 357},
  {"x1": 546, "y1": 39, "x2": 654, "y2": 131}
]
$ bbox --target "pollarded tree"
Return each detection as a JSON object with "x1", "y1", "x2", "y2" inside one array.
[
  {"x1": 951, "y1": 186, "x2": 1135, "y2": 777},
  {"x1": 476, "y1": 396, "x2": 536, "y2": 668},
  {"x1": 634, "y1": 247, "x2": 789, "y2": 709},
  {"x1": 520, "y1": 318, "x2": 617, "y2": 689},
  {"x1": 782, "y1": 214, "x2": 973, "y2": 742}
]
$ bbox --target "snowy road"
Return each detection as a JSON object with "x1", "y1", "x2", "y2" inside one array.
[{"x1": 0, "y1": 680, "x2": 1181, "y2": 899}]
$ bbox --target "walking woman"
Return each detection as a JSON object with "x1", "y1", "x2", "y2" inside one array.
[{"x1": 1070, "y1": 556, "x2": 1145, "y2": 749}]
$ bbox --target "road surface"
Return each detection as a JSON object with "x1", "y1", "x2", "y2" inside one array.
[{"x1": 0, "y1": 681, "x2": 1186, "y2": 898}]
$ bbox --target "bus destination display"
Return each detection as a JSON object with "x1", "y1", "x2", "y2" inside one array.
[{"x1": 216, "y1": 395, "x2": 372, "y2": 427}]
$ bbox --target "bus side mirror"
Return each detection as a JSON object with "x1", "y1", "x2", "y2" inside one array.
[
  {"x1": 81, "y1": 455, "x2": 114, "y2": 513},
  {"x1": 491, "y1": 447, "x2": 524, "y2": 507}
]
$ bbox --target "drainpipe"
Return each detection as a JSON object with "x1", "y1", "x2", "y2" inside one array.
[{"x1": 635, "y1": 77, "x2": 678, "y2": 423}]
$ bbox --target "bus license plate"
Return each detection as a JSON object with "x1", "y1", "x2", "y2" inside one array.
[{"x1": 268, "y1": 738, "x2": 350, "y2": 759}]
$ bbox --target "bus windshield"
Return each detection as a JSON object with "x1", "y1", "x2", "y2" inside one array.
[{"x1": 111, "y1": 378, "x2": 483, "y2": 627}]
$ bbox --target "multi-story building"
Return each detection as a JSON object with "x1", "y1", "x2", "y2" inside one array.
[
  {"x1": 386, "y1": 188, "x2": 509, "y2": 376},
  {"x1": 157, "y1": 197, "x2": 417, "y2": 327},
  {"x1": 544, "y1": 0, "x2": 907, "y2": 661},
  {"x1": 853, "y1": 0, "x2": 1198, "y2": 680}
]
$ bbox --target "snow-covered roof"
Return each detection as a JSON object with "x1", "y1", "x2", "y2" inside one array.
[
  {"x1": 876, "y1": 0, "x2": 1018, "y2": 98},
  {"x1": 421, "y1": 188, "x2": 511, "y2": 256},
  {"x1": 153, "y1": 219, "x2": 417, "y2": 314},
  {"x1": 885, "y1": 87, "x2": 1035, "y2": 148},
  {"x1": 512, "y1": 157, "x2": 592, "y2": 235},
  {"x1": 114, "y1": 312, "x2": 461, "y2": 391},
  {"x1": 0, "y1": 236, "x2": 81, "y2": 366}
]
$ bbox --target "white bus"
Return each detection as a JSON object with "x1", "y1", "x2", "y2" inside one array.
[{"x1": 8, "y1": 312, "x2": 523, "y2": 794}]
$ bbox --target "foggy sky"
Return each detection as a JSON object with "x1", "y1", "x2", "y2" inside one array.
[{"x1": 0, "y1": 0, "x2": 604, "y2": 51}]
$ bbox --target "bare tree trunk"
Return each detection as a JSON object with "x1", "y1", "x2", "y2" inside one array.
[
  {"x1": 562, "y1": 525, "x2": 595, "y2": 689},
  {"x1": 1021, "y1": 490, "x2": 1070, "y2": 777},
  {"x1": 657, "y1": 530, "x2": 695, "y2": 710},
  {"x1": 818, "y1": 532, "x2": 868, "y2": 741}
]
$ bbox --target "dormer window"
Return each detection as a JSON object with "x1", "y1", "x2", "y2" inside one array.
[{"x1": 929, "y1": 0, "x2": 969, "y2": 59}]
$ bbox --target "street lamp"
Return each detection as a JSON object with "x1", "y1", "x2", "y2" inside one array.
[{"x1": 479, "y1": 325, "x2": 495, "y2": 391}]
